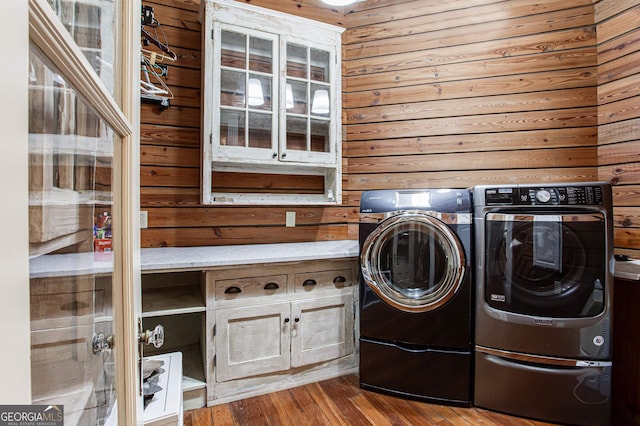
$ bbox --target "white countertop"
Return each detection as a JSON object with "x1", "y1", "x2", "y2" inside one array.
[
  {"x1": 29, "y1": 240, "x2": 360, "y2": 278},
  {"x1": 141, "y1": 240, "x2": 359, "y2": 272},
  {"x1": 31, "y1": 241, "x2": 638, "y2": 283}
]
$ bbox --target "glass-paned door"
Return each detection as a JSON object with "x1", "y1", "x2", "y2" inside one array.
[
  {"x1": 29, "y1": 45, "x2": 117, "y2": 424},
  {"x1": 216, "y1": 26, "x2": 278, "y2": 160},
  {"x1": 27, "y1": 0, "x2": 140, "y2": 423},
  {"x1": 282, "y1": 40, "x2": 334, "y2": 165}
]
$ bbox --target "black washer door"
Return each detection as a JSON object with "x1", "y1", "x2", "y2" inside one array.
[{"x1": 361, "y1": 212, "x2": 466, "y2": 313}]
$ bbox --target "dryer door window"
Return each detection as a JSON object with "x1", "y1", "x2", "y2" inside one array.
[
  {"x1": 485, "y1": 212, "x2": 607, "y2": 318},
  {"x1": 361, "y1": 213, "x2": 466, "y2": 313}
]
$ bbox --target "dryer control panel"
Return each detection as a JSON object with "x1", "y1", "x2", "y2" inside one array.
[
  {"x1": 360, "y1": 189, "x2": 472, "y2": 213},
  {"x1": 485, "y1": 185, "x2": 604, "y2": 206}
]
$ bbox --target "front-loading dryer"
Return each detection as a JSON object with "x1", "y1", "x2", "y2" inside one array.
[
  {"x1": 473, "y1": 182, "x2": 613, "y2": 426},
  {"x1": 358, "y1": 188, "x2": 473, "y2": 406}
]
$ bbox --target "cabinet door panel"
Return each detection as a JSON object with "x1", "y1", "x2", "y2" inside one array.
[
  {"x1": 291, "y1": 294, "x2": 354, "y2": 368},
  {"x1": 215, "y1": 303, "x2": 290, "y2": 382}
]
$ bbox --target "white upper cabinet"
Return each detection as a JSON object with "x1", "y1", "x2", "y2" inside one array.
[{"x1": 201, "y1": 0, "x2": 344, "y2": 205}]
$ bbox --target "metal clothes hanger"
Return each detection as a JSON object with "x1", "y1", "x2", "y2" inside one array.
[
  {"x1": 140, "y1": 4, "x2": 176, "y2": 108},
  {"x1": 141, "y1": 27, "x2": 177, "y2": 61},
  {"x1": 140, "y1": 54, "x2": 173, "y2": 108}
]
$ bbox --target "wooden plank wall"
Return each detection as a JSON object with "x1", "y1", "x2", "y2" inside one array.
[
  {"x1": 141, "y1": 0, "x2": 609, "y2": 248},
  {"x1": 595, "y1": 0, "x2": 640, "y2": 258},
  {"x1": 139, "y1": 0, "x2": 352, "y2": 247},
  {"x1": 343, "y1": 0, "x2": 599, "y2": 237}
]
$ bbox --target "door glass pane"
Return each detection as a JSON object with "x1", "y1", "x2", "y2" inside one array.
[
  {"x1": 310, "y1": 48, "x2": 329, "y2": 83},
  {"x1": 361, "y1": 215, "x2": 464, "y2": 312},
  {"x1": 310, "y1": 119, "x2": 330, "y2": 153},
  {"x1": 48, "y1": 0, "x2": 115, "y2": 94},
  {"x1": 248, "y1": 74, "x2": 272, "y2": 111},
  {"x1": 220, "y1": 69, "x2": 245, "y2": 107},
  {"x1": 28, "y1": 45, "x2": 117, "y2": 424},
  {"x1": 485, "y1": 214, "x2": 606, "y2": 318},
  {"x1": 249, "y1": 36, "x2": 272, "y2": 73},
  {"x1": 311, "y1": 84, "x2": 330, "y2": 117},
  {"x1": 221, "y1": 110, "x2": 246, "y2": 147},
  {"x1": 286, "y1": 80, "x2": 307, "y2": 114},
  {"x1": 287, "y1": 43, "x2": 307, "y2": 79},
  {"x1": 286, "y1": 116, "x2": 307, "y2": 151},
  {"x1": 378, "y1": 223, "x2": 449, "y2": 297},
  {"x1": 248, "y1": 112, "x2": 273, "y2": 149},
  {"x1": 221, "y1": 30, "x2": 246, "y2": 69}
]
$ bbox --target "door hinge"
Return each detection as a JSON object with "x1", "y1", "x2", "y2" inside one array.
[
  {"x1": 211, "y1": 29, "x2": 214, "y2": 39},
  {"x1": 213, "y1": 354, "x2": 217, "y2": 367},
  {"x1": 213, "y1": 324, "x2": 216, "y2": 336},
  {"x1": 210, "y1": 133, "x2": 213, "y2": 145}
]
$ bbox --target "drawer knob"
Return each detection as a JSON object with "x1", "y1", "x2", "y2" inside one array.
[
  {"x1": 302, "y1": 279, "x2": 317, "y2": 287},
  {"x1": 264, "y1": 282, "x2": 280, "y2": 290},
  {"x1": 224, "y1": 286, "x2": 242, "y2": 294},
  {"x1": 333, "y1": 276, "x2": 346, "y2": 284}
]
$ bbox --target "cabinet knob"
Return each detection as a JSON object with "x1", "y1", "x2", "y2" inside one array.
[
  {"x1": 284, "y1": 318, "x2": 290, "y2": 323},
  {"x1": 294, "y1": 317, "x2": 300, "y2": 323},
  {"x1": 302, "y1": 279, "x2": 317, "y2": 287},
  {"x1": 264, "y1": 282, "x2": 280, "y2": 290},
  {"x1": 333, "y1": 276, "x2": 346, "y2": 284},
  {"x1": 282, "y1": 152, "x2": 287, "y2": 158},
  {"x1": 224, "y1": 286, "x2": 242, "y2": 294},
  {"x1": 272, "y1": 152, "x2": 278, "y2": 158}
]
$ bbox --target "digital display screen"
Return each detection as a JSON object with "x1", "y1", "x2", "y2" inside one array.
[{"x1": 396, "y1": 192, "x2": 430, "y2": 208}]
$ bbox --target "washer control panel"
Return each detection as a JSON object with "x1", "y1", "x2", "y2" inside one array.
[{"x1": 485, "y1": 185, "x2": 604, "y2": 206}]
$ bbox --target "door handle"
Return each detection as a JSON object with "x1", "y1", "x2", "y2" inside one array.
[
  {"x1": 139, "y1": 324, "x2": 164, "y2": 349},
  {"x1": 91, "y1": 332, "x2": 115, "y2": 355}
]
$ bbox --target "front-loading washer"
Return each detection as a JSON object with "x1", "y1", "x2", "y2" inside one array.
[
  {"x1": 473, "y1": 182, "x2": 613, "y2": 426},
  {"x1": 358, "y1": 188, "x2": 473, "y2": 406}
]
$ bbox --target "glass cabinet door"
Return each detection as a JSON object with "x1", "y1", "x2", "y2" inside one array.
[
  {"x1": 29, "y1": 45, "x2": 118, "y2": 424},
  {"x1": 26, "y1": 0, "x2": 141, "y2": 423},
  {"x1": 284, "y1": 43, "x2": 333, "y2": 163},
  {"x1": 216, "y1": 26, "x2": 278, "y2": 160}
]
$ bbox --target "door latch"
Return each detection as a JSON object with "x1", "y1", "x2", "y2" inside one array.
[
  {"x1": 91, "y1": 332, "x2": 115, "y2": 355},
  {"x1": 139, "y1": 324, "x2": 165, "y2": 349}
]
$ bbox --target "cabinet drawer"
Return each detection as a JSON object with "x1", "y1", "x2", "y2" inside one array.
[
  {"x1": 215, "y1": 274, "x2": 287, "y2": 300},
  {"x1": 294, "y1": 268, "x2": 353, "y2": 293}
]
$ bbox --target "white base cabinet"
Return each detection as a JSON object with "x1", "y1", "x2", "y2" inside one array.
[
  {"x1": 206, "y1": 258, "x2": 358, "y2": 405},
  {"x1": 215, "y1": 294, "x2": 354, "y2": 382},
  {"x1": 140, "y1": 255, "x2": 359, "y2": 408}
]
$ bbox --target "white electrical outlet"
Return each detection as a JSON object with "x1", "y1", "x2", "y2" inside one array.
[
  {"x1": 286, "y1": 211, "x2": 296, "y2": 227},
  {"x1": 140, "y1": 211, "x2": 148, "y2": 229}
]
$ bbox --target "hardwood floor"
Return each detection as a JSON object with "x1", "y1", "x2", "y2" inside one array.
[{"x1": 183, "y1": 374, "x2": 558, "y2": 425}]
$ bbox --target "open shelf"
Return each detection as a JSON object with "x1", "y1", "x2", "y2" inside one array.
[
  {"x1": 142, "y1": 285, "x2": 205, "y2": 317},
  {"x1": 142, "y1": 271, "x2": 205, "y2": 317}
]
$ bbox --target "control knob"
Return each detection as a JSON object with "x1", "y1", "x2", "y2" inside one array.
[{"x1": 536, "y1": 190, "x2": 551, "y2": 203}]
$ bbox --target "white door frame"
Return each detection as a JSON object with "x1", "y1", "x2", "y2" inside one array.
[{"x1": 0, "y1": 0, "x2": 31, "y2": 403}]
